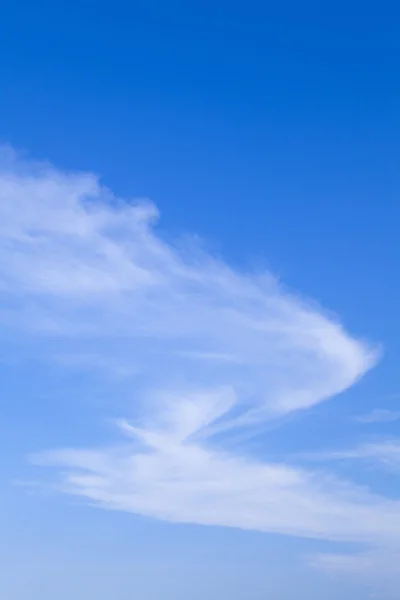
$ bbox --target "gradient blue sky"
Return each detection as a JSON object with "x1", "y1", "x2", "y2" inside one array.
[{"x1": 1, "y1": 2, "x2": 400, "y2": 599}]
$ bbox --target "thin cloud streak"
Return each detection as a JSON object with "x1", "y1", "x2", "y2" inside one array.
[
  {"x1": 357, "y1": 409, "x2": 400, "y2": 424},
  {"x1": 306, "y1": 441, "x2": 400, "y2": 472},
  {"x1": 312, "y1": 547, "x2": 400, "y2": 582}
]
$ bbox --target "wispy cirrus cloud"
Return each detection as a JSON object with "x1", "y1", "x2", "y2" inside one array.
[
  {"x1": 306, "y1": 440, "x2": 400, "y2": 472},
  {"x1": 357, "y1": 408, "x2": 400, "y2": 424},
  {"x1": 3, "y1": 145, "x2": 398, "y2": 568},
  {"x1": 311, "y1": 547, "x2": 400, "y2": 583}
]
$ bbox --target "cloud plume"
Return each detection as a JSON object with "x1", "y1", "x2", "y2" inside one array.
[{"x1": 3, "y1": 145, "x2": 396, "y2": 560}]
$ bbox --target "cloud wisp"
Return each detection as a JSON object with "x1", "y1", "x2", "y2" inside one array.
[
  {"x1": 4, "y1": 146, "x2": 399, "y2": 567},
  {"x1": 357, "y1": 408, "x2": 400, "y2": 424},
  {"x1": 305, "y1": 440, "x2": 400, "y2": 472}
]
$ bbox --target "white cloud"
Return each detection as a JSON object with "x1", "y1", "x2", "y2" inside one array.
[
  {"x1": 308, "y1": 441, "x2": 400, "y2": 472},
  {"x1": 31, "y1": 422, "x2": 400, "y2": 546},
  {"x1": 312, "y1": 547, "x2": 400, "y2": 582},
  {"x1": 3, "y1": 145, "x2": 396, "y2": 558},
  {"x1": 357, "y1": 409, "x2": 400, "y2": 424}
]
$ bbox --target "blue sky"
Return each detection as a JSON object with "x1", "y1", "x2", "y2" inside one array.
[{"x1": 1, "y1": 2, "x2": 400, "y2": 598}]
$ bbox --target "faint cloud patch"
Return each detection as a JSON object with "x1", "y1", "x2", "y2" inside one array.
[{"x1": 357, "y1": 408, "x2": 400, "y2": 424}]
